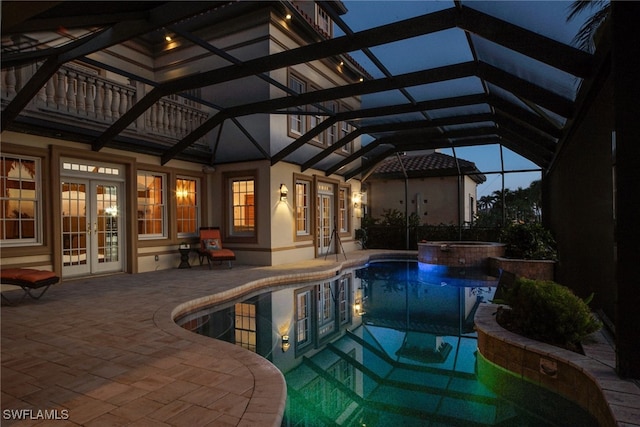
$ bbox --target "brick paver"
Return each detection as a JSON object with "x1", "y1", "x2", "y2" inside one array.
[{"x1": 2, "y1": 250, "x2": 387, "y2": 426}]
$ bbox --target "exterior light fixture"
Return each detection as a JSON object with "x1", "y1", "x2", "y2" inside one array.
[
  {"x1": 280, "y1": 184, "x2": 288, "y2": 201},
  {"x1": 281, "y1": 335, "x2": 290, "y2": 352},
  {"x1": 285, "y1": 13, "x2": 292, "y2": 20},
  {"x1": 359, "y1": 77, "x2": 364, "y2": 82},
  {"x1": 165, "y1": 34, "x2": 172, "y2": 42}
]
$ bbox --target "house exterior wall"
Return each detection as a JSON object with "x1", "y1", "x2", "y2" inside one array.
[
  {"x1": 365, "y1": 175, "x2": 479, "y2": 226},
  {"x1": 0, "y1": 2, "x2": 362, "y2": 278}
]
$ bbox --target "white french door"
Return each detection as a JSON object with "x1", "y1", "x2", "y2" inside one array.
[
  {"x1": 61, "y1": 179, "x2": 123, "y2": 277},
  {"x1": 317, "y1": 191, "x2": 334, "y2": 256}
]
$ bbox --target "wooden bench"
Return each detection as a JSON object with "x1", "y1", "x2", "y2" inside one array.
[{"x1": 1, "y1": 268, "x2": 59, "y2": 304}]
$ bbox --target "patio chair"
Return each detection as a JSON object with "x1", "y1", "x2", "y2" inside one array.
[
  {"x1": 1, "y1": 268, "x2": 59, "y2": 304},
  {"x1": 198, "y1": 227, "x2": 236, "y2": 269}
]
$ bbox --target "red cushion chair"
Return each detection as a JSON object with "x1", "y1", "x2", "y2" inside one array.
[{"x1": 198, "y1": 227, "x2": 236, "y2": 269}]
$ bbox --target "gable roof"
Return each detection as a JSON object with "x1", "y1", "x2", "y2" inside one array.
[{"x1": 367, "y1": 152, "x2": 486, "y2": 184}]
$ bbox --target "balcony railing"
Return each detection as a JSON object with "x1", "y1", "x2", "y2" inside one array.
[{"x1": 1, "y1": 63, "x2": 212, "y2": 147}]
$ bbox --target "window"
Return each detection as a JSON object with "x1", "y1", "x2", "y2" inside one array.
[
  {"x1": 341, "y1": 119, "x2": 353, "y2": 153},
  {"x1": 230, "y1": 177, "x2": 255, "y2": 236},
  {"x1": 176, "y1": 176, "x2": 199, "y2": 237},
  {"x1": 327, "y1": 102, "x2": 338, "y2": 145},
  {"x1": 296, "y1": 290, "x2": 312, "y2": 347},
  {"x1": 295, "y1": 179, "x2": 311, "y2": 236},
  {"x1": 0, "y1": 154, "x2": 40, "y2": 244},
  {"x1": 137, "y1": 171, "x2": 166, "y2": 238},
  {"x1": 338, "y1": 277, "x2": 350, "y2": 324},
  {"x1": 309, "y1": 103, "x2": 325, "y2": 144},
  {"x1": 234, "y1": 302, "x2": 257, "y2": 352},
  {"x1": 338, "y1": 187, "x2": 348, "y2": 233},
  {"x1": 316, "y1": 5, "x2": 332, "y2": 36},
  {"x1": 288, "y1": 75, "x2": 306, "y2": 135}
]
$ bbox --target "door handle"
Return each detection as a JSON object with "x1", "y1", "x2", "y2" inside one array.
[{"x1": 87, "y1": 223, "x2": 91, "y2": 235}]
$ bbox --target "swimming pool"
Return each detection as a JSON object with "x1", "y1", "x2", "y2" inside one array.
[{"x1": 177, "y1": 260, "x2": 597, "y2": 426}]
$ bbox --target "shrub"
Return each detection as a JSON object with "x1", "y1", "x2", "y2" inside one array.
[
  {"x1": 500, "y1": 222, "x2": 557, "y2": 260},
  {"x1": 498, "y1": 277, "x2": 601, "y2": 348}
]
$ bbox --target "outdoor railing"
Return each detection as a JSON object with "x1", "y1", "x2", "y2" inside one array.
[{"x1": 1, "y1": 62, "x2": 211, "y2": 145}]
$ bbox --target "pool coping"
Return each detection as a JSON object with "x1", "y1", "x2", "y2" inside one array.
[{"x1": 475, "y1": 303, "x2": 640, "y2": 427}]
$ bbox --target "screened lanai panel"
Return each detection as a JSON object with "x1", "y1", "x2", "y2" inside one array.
[
  {"x1": 462, "y1": 1, "x2": 591, "y2": 48},
  {"x1": 427, "y1": 104, "x2": 492, "y2": 120},
  {"x1": 404, "y1": 77, "x2": 486, "y2": 104},
  {"x1": 471, "y1": 35, "x2": 582, "y2": 100},
  {"x1": 339, "y1": 1, "x2": 452, "y2": 32},
  {"x1": 367, "y1": 29, "x2": 473, "y2": 75},
  {"x1": 488, "y1": 84, "x2": 568, "y2": 128}
]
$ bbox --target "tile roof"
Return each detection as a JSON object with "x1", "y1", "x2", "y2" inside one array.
[{"x1": 369, "y1": 152, "x2": 486, "y2": 183}]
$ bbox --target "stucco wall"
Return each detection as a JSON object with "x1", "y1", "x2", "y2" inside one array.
[{"x1": 366, "y1": 175, "x2": 478, "y2": 226}]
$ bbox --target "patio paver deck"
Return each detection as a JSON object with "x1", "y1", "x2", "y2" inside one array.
[{"x1": 1, "y1": 250, "x2": 393, "y2": 426}]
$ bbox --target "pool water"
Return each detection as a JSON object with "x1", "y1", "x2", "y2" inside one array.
[{"x1": 179, "y1": 260, "x2": 598, "y2": 426}]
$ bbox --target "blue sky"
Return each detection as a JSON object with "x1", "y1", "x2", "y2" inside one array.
[{"x1": 335, "y1": 1, "x2": 589, "y2": 197}]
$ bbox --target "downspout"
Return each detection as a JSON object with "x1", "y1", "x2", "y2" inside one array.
[
  {"x1": 500, "y1": 145, "x2": 506, "y2": 226},
  {"x1": 451, "y1": 147, "x2": 463, "y2": 241},
  {"x1": 396, "y1": 153, "x2": 409, "y2": 249}
]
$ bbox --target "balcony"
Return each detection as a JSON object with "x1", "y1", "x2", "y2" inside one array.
[{"x1": 1, "y1": 62, "x2": 213, "y2": 156}]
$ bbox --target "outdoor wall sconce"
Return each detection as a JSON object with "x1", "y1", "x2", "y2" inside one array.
[
  {"x1": 353, "y1": 192, "x2": 361, "y2": 208},
  {"x1": 353, "y1": 300, "x2": 365, "y2": 316},
  {"x1": 280, "y1": 184, "x2": 288, "y2": 201},
  {"x1": 281, "y1": 335, "x2": 290, "y2": 352}
]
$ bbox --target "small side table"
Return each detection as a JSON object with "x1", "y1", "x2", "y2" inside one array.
[{"x1": 178, "y1": 247, "x2": 191, "y2": 269}]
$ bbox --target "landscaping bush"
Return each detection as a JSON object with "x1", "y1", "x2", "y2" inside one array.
[
  {"x1": 497, "y1": 277, "x2": 601, "y2": 349},
  {"x1": 500, "y1": 222, "x2": 557, "y2": 260}
]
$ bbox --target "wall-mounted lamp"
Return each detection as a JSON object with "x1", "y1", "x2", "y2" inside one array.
[
  {"x1": 353, "y1": 300, "x2": 365, "y2": 316},
  {"x1": 281, "y1": 335, "x2": 290, "y2": 352},
  {"x1": 279, "y1": 184, "x2": 289, "y2": 201}
]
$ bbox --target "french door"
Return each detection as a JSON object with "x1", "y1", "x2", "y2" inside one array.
[
  {"x1": 61, "y1": 179, "x2": 123, "y2": 277},
  {"x1": 317, "y1": 192, "x2": 334, "y2": 256}
]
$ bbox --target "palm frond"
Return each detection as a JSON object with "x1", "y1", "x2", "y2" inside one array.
[{"x1": 567, "y1": 1, "x2": 610, "y2": 52}]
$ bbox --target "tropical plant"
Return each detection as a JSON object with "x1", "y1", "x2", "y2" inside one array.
[{"x1": 567, "y1": 0, "x2": 610, "y2": 53}]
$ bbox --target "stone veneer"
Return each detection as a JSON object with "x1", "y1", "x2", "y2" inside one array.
[
  {"x1": 475, "y1": 303, "x2": 640, "y2": 427},
  {"x1": 418, "y1": 242, "x2": 505, "y2": 268},
  {"x1": 488, "y1": 256, "x2": 556, "y2": 281}
]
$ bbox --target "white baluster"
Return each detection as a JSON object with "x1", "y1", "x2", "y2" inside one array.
[
  {"x1": 157, "y1": 102, "x2": 164, "y2": 133},
  {"x1": 111, "y1": 86, "x2": 121, "y2": 119},
  {"x1": 7, "y1": 67, "x2": 18, "y2": 97},
  {"x1": 85, "y1": 79, "x2": 95, "y2": 117},
  {"x1": 176, "y1": 106, "x2": 184, "y2": 136},
  {"x1": 55, "y1": 69, "x2": 66, "y2": 107},
  {"x1": 103, "y1": 83, "x2": 112, "y2": 120},
  {"x1": 66, "y1": 71, "x2": 76, "y2": 112},
  {"x1": 45, "y1": 74, "x2": 56, "y2": 107},
  {"x1": 95, "y1": 81, "x2": 104, "y2": 119},
  {"x1": 120, "y1": 88, "x2": 130, "y2": 118},
  {"x1": 76, "y1": 75, "x2": 86, "y2": 114},
  {"x1": 150, "y1": 103, "x2": 158, "y2": 131}
]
